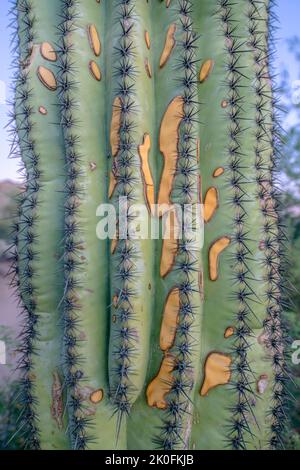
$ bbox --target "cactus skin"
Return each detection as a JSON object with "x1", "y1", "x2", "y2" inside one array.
[{"x1": 10, "y1": 0, "x2": 289, "y2": 450}]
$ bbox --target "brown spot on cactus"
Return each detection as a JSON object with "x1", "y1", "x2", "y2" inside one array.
[
  {"x1": 37, "y1": 66, "x2": 57, "y2": 91},
  {"x1": 90, "y1": 389, "x2": 104, "y2": 404},
  {"x1": 213, "y1": 167, "x2": 224, "y2": 178},
  {"x1": 158, "y1": 96, "x2": 184, "y2": 214},
  {"x1": 224, "y1": 327, "x2": 235, "y2": 338},
  {"x1": 200, "y1": 353, "x2": 232, "y2": 396},
  {"x1": 221, "y1": 100, "x2": 228, "y2": 108},
  {"x1": 198, "y1": 270, "x2": 204, "y2": 301},
  {"x1": 196, "y1": 138, "x2": 200, "y2": 162},
  {"x1": 145, "y1": 59, "x2": 152, "y2": 78},
  {"x1": 40, "y1": 42, "x2": 57, "y2": 62},
  {"x1": 50, "y1": 372, "x2": 63, "y2": 429},
  {"x1": 160, "y1": 288, "x2": 180, "y2": 351},
  {"x1": 209, "y1": 237, "x2": 231, "y2": 281},
  {"x1": 257, "y1": 375, "x2": 269, "y2": 394},
  {"x1": 138, "y1": 133, "x2": 155, "y2": 213},
  {"x1": 110, "y1": 96, "x2": 122, "y2": 158},
  {"x1": 144, "y1": 30, "x2": 151, "y2": 50},
  {"x1": 113, "y1": 295, "x2": 118, "y2": 308},
  {"x1": 89, "y1": 60, "x2": 101, "y2": 81},
  {"x1": 166, "y1": 0, "x2": 171, "y2": 6},
  {"x1": 204, "y1": 187, "x2": 219, "y2": 223},
  {"x1": 160, "y1": 210, "x2": 180, "y2": 278},
  {"x1": 89, "y1": 162, "x2": 97, "y2": 172},
  {"x1": 159, "y1": 24, "x2": 176, "y2": 68},
  {"x1": 199, "y1": 59, "x2": 214, "y2": 83},
  {"x1": 38, "y1": 106, "x2": 47, "y2": 115},
  {"x1": 88, "y1": 24, "x2": 101, "y2": 57},
  {"x1": 146, "y1": 354, "x2": 176, "y2": 409}
]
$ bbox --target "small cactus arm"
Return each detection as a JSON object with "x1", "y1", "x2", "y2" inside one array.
[
  {"x1": 11, "y1": 0, "x2": 289, "y2": 450},
  {"x1": 10, "y1": 0, "x2": 69, "y2": 449}
]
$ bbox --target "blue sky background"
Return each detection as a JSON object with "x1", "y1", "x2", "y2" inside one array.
[{"x1": 0, "y1": 0, "x2": 299, "y2": 181}]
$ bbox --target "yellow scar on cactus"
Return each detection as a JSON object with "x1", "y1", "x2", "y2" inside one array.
[
  {"x1": 224, "y1": 327, "x2": 235, "y2": 338},
  {"x1": 145, "y1": 31, "x2": 151, "y2": 49},
  {"x1": 138, "y1": 134, "x2": 155, "y2": 214},
  {"x1": 159, "y1": 24, "x2": 176, "y2": 68},
  {"x1": 213, "y1": 167, "x2": 224, "y2": 178},
  {"x1": 40, "y1": 42, "x2": 57, "y2": 62},
  {"x1": 89, "y1": 61, "x2": 101, "y2": 81},
  {"x1": 160, "y1": 210, "x2": 180, "y2": 278},
  {"x1": 158, "y1": 96, "x2": 184, "y2": 215},
  {"x1": 37, "y1": 66, "x2": 57, "y2": 91},
  {"x1": 90, "y1": 389, "x2": 104, "y2": 404},
  {"x1": 200, "y1": 353, "x2": 232, "y2": 396},
  {"x1": 160, "y1": 288, "x2": 180, "y2": 351},
  {"x1": 209, "y1": 236, "x2": 231, "y2": 281},
  {"x1": 145, "y1": 59, "x2": 152, "y2": 78},
  {"x1": 146, "y1": 354, "x2": 176, "y2": 409},
  {"x1": 199, "y1": 59, "x2": 215, "y2": 83},
  {"x1": 109, "y1": 97, "x2": 122, "y2": 198},
  {"x1": 204, "y1": 187, "x2": 219, "y2": 223},
  {"x1": 88, "y1": 24, "x2": 101, "y2": 57}
]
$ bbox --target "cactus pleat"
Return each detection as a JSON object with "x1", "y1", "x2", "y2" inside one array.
[
  {"x1": 11, "y1": 0, "x2": 69, "y2": 449},
  {"x1": 10, "y1": 0, "x2": 289, "y2": 450}
]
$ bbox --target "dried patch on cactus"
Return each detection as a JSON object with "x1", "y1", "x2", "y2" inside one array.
[
  {"x1": 146, "y1": 354, "x2": 176, "y2": 409},
  {"x1": 109, "y1": 170, "x2": 117, "y2": 199},
  {"x1": 145, "y1": 59, "x2": 152, "y2": 78},
  {"x1": 213, "y1": 167, "x2": 224, "y2": 178},
  {"x1": 37, "y1": 65, "x2": 57, "y2": 90},
  {"x1": 88, "y1": 24, "x2": 101, "y2": 57},
  {"x1": 224, "y1": 327, "x2": 234, "y2": 338},
  {"x1": 158, "y1": 96, "x2": 184, "y2": 213},
  {"x1": 38, "y1": 106, "x2": 48, "y2": 115},
  {"x1": 166, "y1": 0, "x2": 171, "y2": 7},
  {"x1": 257, "y1": 374, "x2": 269, "y2": 395},
  {"x1": 40, "y1": 42, "x2": 57, "y2": 62},
  {"x1": 160, "y1": 209, "x2": 180, "y2": 278},
  {"x1": 160, "y1": 288, "x2": 180, "y2": 351},
  {"x1": 138, "y1": 133, "x2": 155, "y2": 213},
  {"x1": 199, "y1": 59, "x2": 214, "y2": 83},
  {"x1": 200, "y1": 353, "x2": 232, "y2": 396},
  {"x1": 50, "y1": 372, "x2": 63, "y2": 429},
  {"x1": 89, "y1": 60, "x2": 101, "y2": 81},
  {"x1": 110, "y1": 96, "x2": 122, "y2": 158},
  {"x1": 144, "y1": 30, "x2": 151, "y2": 50},
  {"x1": 90, "y1": 389, "x2": 104, "y2": 404},
  {"x1": 159, "y1": 24, "x2": 176, "y2": 68},
  {"x1": 204, "y1": 187, "x2": 219, "y2": 223},
  {"x1": 198, "y1": 270, "x2": 204, "y2": 301},
  {"x1": 209, "y1": 237, "x2": 231, "y2": 281}
]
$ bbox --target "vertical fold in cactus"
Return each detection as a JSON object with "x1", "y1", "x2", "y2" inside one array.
[
  {"x1": 108, "y1": 0, "x2": 155, "y2": 436},
  {"x1": 12, "y1": 0, "x2": 69, "y2": 450},
  {"x1": 57, "y1": 0, "x2": 126, "y2": 450}
]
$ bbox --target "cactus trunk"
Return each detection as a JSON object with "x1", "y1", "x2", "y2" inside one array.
[{"x1": 9, "y1": 0, "x2": 289, "y2": 450}]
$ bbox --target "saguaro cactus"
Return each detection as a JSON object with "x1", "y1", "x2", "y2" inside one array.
[{"x1": 9, "y1": 0, "x2": 289, "y2": 450}]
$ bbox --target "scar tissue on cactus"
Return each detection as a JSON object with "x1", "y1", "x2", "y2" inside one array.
[{"x1": 8, "y1": 0, "x2": 290, "y2": 450}]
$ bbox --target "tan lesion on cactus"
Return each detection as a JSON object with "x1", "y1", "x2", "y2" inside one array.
[
  {"x1": 200, "y1": 352, "x2": 232, "y2": 396},
  {"x1": 109, "y1": 167, "x2": 118, "y2": 199},
  {"x1": 138, "y1": 134, "x2": 155, "y2": 214},
  {"x1": 145, "y1": 59, "x2": 152, "y2": 78},
  {"x1": 160, "y1": 209, "x2": 180, "y2": 278},
  {"x1": 145, "y1": 31, "x2": 151, "y2": 49},
  {"x1": 158, "y1": 96, "x2": 184, "y2": 214},
  {"x1": 37, "y1": 66, "x2": 57, "y2": 91},
  {"x1": 90, "y1": 389, "x2": 104, "y2": 404},
  {"x1": 146, "y1": 354, "x2": 176, "y2": 409},
  {"x1": 199, "y1": 59, "x2": 215, "y2": 83},
  {"x1": 198, "y1": 270, "x2": 204, "y2": 301},
  {"x1": 257, "y1": 374, "x2": 269, "y2": 394},
  {"x1": 50, "y1": 372, "x2": 63, "y2": 429},
  {"x1": 111, "y1": 221, "x2": 119, "y2": 255},
  {"x1": 40, "y1": 42, "x2": 57, "y2": 62},
  {"x1": 213, "y1": 167, "x2": 224, "y2": 178},
  {"x1": 89, "y1": 60, "x2": 102, "y2": 81},
  {"x1": 159, "y1": 24, "x2": 176, "y2": 68},
  {"x1": 109, "y1": 97, "x2": 122, "y2": 198},
  {"x1": 38, "y1": 106, "x2": 48, "y2": 115},
  {"x1": 166, "y1": 0, "x2": 172, "y2": 7},
  {"x1": 209, "y1": 236, "x2": 231, "y2": 281},
  {"x1": 224, "y1": 326, "x2": 234, "y2": 338},
  {"x1": 160, "y1": 288, "x2": 180, "y2": 351},
  {"x1": 204, "y1": 187, "x2": 219, "y2": 223},
  {"x1": 88, "y1": 24, "x2": 101, "y2": 57}
]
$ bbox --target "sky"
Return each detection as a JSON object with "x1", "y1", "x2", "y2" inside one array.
[{"x1": 0, "y1": 0, "x2": 300, "y2": 181}]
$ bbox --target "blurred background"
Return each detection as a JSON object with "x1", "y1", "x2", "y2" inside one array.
[{"x1": 0, "y1": 0, "x2": 299, "y2": 449}]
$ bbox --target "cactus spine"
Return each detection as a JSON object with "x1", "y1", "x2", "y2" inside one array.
[{"x1": 9, "y1": 0, "x2": 289, "y2": 450}]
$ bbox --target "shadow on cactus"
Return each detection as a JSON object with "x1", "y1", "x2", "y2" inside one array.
[{"x1": 7, "y1": 0, "x2": 291, "y2": 450}]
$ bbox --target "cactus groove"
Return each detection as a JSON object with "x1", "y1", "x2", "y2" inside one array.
[{"x1": 8, "y1": 0, "x2": 290, "y2": 450}]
